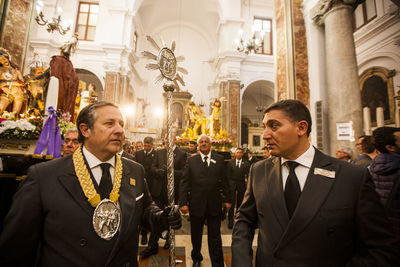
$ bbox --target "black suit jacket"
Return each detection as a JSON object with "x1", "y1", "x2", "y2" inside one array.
[
  {"x1": 121, "y1": 151, "x2": 135, "y2": 161},
  {"x1": 180, "y1": 151, "x2": 232, "y2": 217},
  {"x1": 151, "y1": 147, "x2": 187, "y2": 198},
  {"x1": 0, "y1": 155, "x2": 163, "y2": 267},
  {"x1": 227, "y1": 159, "x2": 250, "y2": 186},
  {"x1": 231, "y1": 149, "x2": 400, "y2": 267},
  {"x1": 135, "y1": 149, "x2": 156, "y2": 189}
]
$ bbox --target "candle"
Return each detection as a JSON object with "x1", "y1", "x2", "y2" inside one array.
[
  {"x1": 363, "y1": 107, "x2": 371, "y2": 135},
  {"x1": 376, "y1": 107, "x2": 384, "y2": 127},
  {"x1": 45, "y1": 76, "x2": 59, "y2": 115}
]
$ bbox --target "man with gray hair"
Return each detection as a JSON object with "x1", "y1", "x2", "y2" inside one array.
[
  {"x1": 335, "y1": 146, "x2": 353, "y2": 162},
  {"x1": 62, "y1": 128, "x2": 80, "y2": 156},
  {"x1": 180, "y1": 134, "x2": 232, "y2": 267}
]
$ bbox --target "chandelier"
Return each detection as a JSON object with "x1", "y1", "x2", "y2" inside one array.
[
  {"x1": 234, "y1": 0, "x2": 264, "y2": 54},
  {"x1": 235, "y1": 28, "x2": 264, "y2": 55},
  {"x1": 35, "y1": 0, "x2": 71, "y2": 35}
]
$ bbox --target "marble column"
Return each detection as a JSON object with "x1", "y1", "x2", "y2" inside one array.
[
  {"x1": 220, "y1": 79, "x2": 240, "y2": 147},
  {"x1": 312, "y1": 0, "x2": 363, "y2": 155},
  {"x1": 104, "y1": 72, "x2": 119, "y2": 102}
]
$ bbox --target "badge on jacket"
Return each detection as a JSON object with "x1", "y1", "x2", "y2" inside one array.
[{"x1": 314, "y1": 168, "x2": 335, "y2": 178}]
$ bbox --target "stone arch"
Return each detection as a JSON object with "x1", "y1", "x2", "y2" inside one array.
[
  {"x1": 359, "y1": 67, "x2": 396, "y2": 125},
  {"x1": 75, "y1": 68, "x2": 104, "y2": 100},
  {"x1": 241, "y1": 80, "x2": 274, "y2": 146}
]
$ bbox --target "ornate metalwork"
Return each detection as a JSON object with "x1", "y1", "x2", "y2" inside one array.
[{"x1": 143, "y1": 36, "x2": 187, "y2": 267}]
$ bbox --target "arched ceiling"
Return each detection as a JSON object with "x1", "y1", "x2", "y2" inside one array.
[{"x1": 137, "y1": 0, "x2": 221, "y2": 44}]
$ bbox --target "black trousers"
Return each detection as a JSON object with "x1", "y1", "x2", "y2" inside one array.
[
  {"x1": 190, "y1": 214, "x2": 224, "y2": 267},
  {"x1": 228, "y1": 182, "x2": 246, "y2": 221},
  {"x1": 147, "y1": 194, "x2": 168, "y2": 249}
]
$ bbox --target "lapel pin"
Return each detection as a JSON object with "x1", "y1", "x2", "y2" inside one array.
[
  {"x1": 210, "y1": 159, "x2": 216, "y2": 164},
  {"x1": 314, "y1": 168, "x2": 336, "y2": 179},
  {"x1": 130, "y1": 178, "x2": 136, "y2": 186}
]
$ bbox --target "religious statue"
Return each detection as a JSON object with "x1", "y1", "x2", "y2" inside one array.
[
  {"x1": 60, "y1": 32, "x2": 79, "y2": 58},
  {"x1": 25, "y1": 52, "x2": 48, "y2": 116},
  {"x1": 0, "y1": 48, "x2": 26, "y2": 117},
  {"x1": 49, "y1": 33, "x2": 80, "y2": 120},
  {"x1": 209, "y1": 99, "x2": 221, "y2": 136},
  {"x1": 188, "y1": 101, "x2": 207, "y2": 137}
]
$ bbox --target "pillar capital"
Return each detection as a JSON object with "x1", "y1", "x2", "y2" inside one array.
[{"x1": 311, "y1": 0, "x2": 359, "y2": 25}]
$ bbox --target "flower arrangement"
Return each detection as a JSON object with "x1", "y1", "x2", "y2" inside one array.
[
  {"x1": 0, "y1": 111, "x2": 75, "y2": 140},
  {"x1": 0, "y1": 117, "x2": 42, "y2": 139},
  {"x1": 58, "y1": 112, "x2": 75, "y2": 137}
]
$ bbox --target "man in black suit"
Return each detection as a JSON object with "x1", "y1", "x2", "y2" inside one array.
[
  {"x1": 120, "y1": 139, "x2": 136, "y2": 161},
  {"x1": 187, "y1": 140, "x2": 198, "y2": 155},
  {"x1": 180, "y1": 134, "x2": 232, "y2": 267},
  {"x1": 231, "y1": 100, "x2": 399, "y2": 266},
  {"x1": 135, "y1": 136, "x2": 156, "y2": 245},
  {"x1": 246, "y1": 150, "x2": 257, "y2": 166},
  {"x1": 0, "y1": 101, "x2": 181, "y2": 267},
  {"x1": 140, "y1": 134, "x2": 187, "y2": 258},
  {"x1": 227, "y1": 147, "x2": 249, "y2": 229}
]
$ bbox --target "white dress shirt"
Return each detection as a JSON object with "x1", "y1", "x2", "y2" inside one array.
[
  {"x1": 236, "y1": 159, "x2": 242, "y2": 168},
  {"x1": 82, "y1": 146, "x2": 115, "y2": 186},
  {"x1": 281, "y1": 145, "x2": 315, "y2": 191},
  {"x1": 200, "y1": 151, "x2": 211, "y2": 167}
]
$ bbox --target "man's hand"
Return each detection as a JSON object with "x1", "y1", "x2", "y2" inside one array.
[
  {"x1": 180, "y1": 205, "x2": 189, "y2": 214},
  {"x1": 162, "y1": 205, "x2": 182, "y2": 230},
  {"x1": 224, "y1": 202, "x2": 232, "y2": 210}
]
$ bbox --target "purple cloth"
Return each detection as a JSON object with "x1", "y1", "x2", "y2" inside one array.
[{"x1": 34, "y1": 107, "x2": 62, "y2": 158}]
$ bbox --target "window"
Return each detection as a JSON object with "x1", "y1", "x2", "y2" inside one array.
[
  {"x1": 353, "y1": 0, "x2": 376, "y2": 30},
  {"x1": 76, "y1": 2, "x2": 99, "y2": 41},
  {"x1": 253, "y1": 18, "x2": 273, "y2": 55}
]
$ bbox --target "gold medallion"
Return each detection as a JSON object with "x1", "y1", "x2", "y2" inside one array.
[{"x1": 93, "y1": 198, "x2": 121, "y2": 240}]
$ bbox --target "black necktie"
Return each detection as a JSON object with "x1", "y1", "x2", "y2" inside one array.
[
  {"x1": 99, "y1": 163, "x2": 112, "y2": 200},
  {"x1": 284, "y1": 161, "x2": 301, "y2": 218},
  {"x1": 203, "y1": 156, "x2": 208, "y2": 168},
  {"x1": 237, "y1": 161, "x2": 240, "y2": 168}
]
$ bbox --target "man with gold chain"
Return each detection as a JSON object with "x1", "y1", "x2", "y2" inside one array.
[{"x1": 0, "y1": 101, "x2": 181, "y2": 266}]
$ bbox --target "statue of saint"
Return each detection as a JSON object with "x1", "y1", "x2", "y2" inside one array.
[
  {"x1": 188, "y1": 101, "x2": 207, "y2": 137},
  {"x1": 0, "y1": 49, "x2": 26, "y2": 116},
  {"x1": 209, "y1": 99, "x2": 222, "y2": 136}
]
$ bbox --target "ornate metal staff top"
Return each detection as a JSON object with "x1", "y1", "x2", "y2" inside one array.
[{"x1": 142, "y1": 36, "x2": 187, "y2": 267}]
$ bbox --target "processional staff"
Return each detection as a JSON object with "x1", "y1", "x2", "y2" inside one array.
[{"x1": 142, "y1": 36, "x2": 187, "y2": 267}]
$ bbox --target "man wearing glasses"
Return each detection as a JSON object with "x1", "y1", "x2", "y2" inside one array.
[{"x1": 62, "y1": 128, "x2": 80, "y2": 156}]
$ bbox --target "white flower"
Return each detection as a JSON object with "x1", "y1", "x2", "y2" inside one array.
[
  {"x1": 16, "y1": 119, "x2": 36, "y2": 131},
  {"x1": 0, "y1": 120, "x2": 17, "y2": 129}
]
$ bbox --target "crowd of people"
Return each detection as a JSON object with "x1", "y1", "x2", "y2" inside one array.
[{"x1": 0, "y1": 100, "x2": 399, "y2": 267}]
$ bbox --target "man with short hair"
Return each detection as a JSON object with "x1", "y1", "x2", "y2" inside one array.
[
  {"x1": 120, "y1": 139, "x2": 135, "y2": 161},
  {"x1": 247, "y1": 151, "x2": 257, "y2": 165},
  {"x1": 0, "y1": 101, "x2": 181, "y2": 266},
  {"x1": 136, "y1": 140, "x2": 144, "y2": 151},
  {"x1": 227, "y1": 147, "x2": 250, "y2": 229},
  {"x1": 188, "y1": 140, "x2": 198, "y2": 155},
  {"x1": 370, "y1": 126, "x2": 400, "y2": 240},
  {"x1": 354, "y1": 136, "x2": 378, "y2": 167},
  {"x1": 180, "y1": 134, "x2": 232, "y2": 267},
  {"x1": 335, "y1": 146, "x2": 353, "y2": 162},
  {"x1": 231, "y1": 99, "x2": 399, "y2": 266},
  {"x1": 262, "y1": 146, "x2": 271, "y2": 159},
  {"x1": 62, "y1": 128, "x2": 80, "y2": 156}
]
